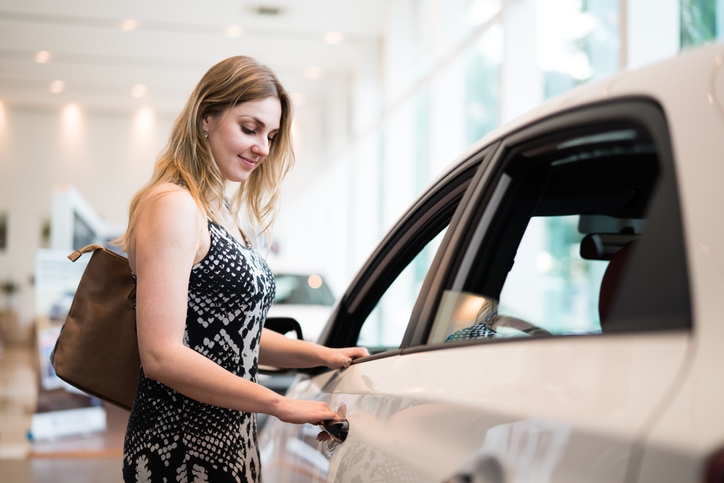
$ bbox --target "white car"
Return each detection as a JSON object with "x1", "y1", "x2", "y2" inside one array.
[
  {"x1": 266, "y1": 271, "x2": 336, "y2": 343},
  {"x1": 259, "y1": 43, "x2": 724, "y2": 482}
]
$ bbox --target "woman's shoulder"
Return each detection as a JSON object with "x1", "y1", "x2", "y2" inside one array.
[
  {"x1": 148, "y1": 180, "x2": 191, "y2": 197},
  {"x1": 132, "y1": 182, "x2": 209, "y2": 259},
  {"x1": 139, "y1": 182, "x2": 202, "y2": 222}
]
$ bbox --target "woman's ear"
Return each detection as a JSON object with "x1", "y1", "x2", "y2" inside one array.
[{"x1": 201, "y1": 114, "x2": 211, "y2": 133}]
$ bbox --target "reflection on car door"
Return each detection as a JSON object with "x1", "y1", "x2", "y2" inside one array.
[{"x1": 260, "y1": 100, "x2": 692, "y2": 482}]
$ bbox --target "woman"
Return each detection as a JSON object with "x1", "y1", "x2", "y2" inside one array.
[{"x1": 116, "y1": 56, "x2": 368, "y2": 482}]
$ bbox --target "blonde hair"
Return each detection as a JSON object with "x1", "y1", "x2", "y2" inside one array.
[{"x1": 116, "y1": 56, "x2": 294, "y2": 251}]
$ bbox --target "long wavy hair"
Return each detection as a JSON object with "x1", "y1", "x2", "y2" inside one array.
[{"x1": 116, "y1": 56, "x2": 295, "y2": 251}]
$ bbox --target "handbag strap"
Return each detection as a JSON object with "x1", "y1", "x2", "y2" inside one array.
[
  {"x1": 68, "y1": 244, "x2": 104, "y2": 262},
  {"x1": 68, "y1": 244, "x2": 129, "y2": 264}
]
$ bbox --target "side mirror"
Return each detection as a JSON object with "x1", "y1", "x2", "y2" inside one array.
[{"x1": 264, "y1": 316, "x2": 304, "y2": 340}]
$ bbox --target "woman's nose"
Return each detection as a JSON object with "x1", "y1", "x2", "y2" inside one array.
[{"x1": 252, "y1": 137, "x2": 270, "y2": 157}]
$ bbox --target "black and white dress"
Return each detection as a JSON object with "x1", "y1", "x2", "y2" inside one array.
[{"x1": 123, "y1": 220, "x2": 275, "y2": 483}]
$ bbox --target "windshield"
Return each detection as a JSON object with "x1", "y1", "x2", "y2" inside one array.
[{"x1": 273, "y1": 273, "x2": 335, "y2": 306}]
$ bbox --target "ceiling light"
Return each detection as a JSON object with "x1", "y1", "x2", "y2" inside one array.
[
  {"x1": 131, "y1": 84, "x2": 147, "y2": 98},
  {"x1": 225, "y1": 25, "x2": 243, "y2": 38},
  {"x1": 324, "y1": 31, "x2": 344, "y2": 44},
  {"x1": 304, "y1": 65, "x2": 322, "y2": 80},
  {"x1": 35, "y1": 51, "x2": 51, "y2": 64},
  {"x1": 120, "y1": 19, "x2": 139, "y2": 31},
  {"x1": 50, "y1": 80, "x2": 65, "y2": 94}
]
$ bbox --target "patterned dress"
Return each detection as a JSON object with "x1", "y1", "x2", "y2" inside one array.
[{"x1": 123, "y1": 220, "x2": 275, "y2": 483}]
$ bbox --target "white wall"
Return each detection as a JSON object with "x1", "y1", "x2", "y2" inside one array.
[{"x1": 0, "y1": 105, "x2": 170, "y2": 341}]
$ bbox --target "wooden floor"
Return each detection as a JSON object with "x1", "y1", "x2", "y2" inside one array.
[{"x1": 0, "y1": 343, "x2": 126, "y2": 482}]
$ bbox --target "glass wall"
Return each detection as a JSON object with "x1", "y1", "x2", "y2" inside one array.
[
  {"x1": 681, "y1": 0, "x2": 724, "y2": 48},
  {"x1": 539, "y1": 0, "x2": 620, "y2": 98}
]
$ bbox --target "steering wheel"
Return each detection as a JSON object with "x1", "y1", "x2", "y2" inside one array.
[{"x1": 489, "y1": 315, "x2": 551, "y2": 337}]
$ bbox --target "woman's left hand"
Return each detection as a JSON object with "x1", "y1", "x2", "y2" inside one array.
[{"x1": 325, "y1": 346, "x2": 369, "y2": 370}]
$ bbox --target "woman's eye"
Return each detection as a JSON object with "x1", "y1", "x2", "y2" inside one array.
[
  {"x1": 268, "y1": 137, "x2": 275, "y2": 144},
  {"x1": 242, "y1": 126, "x2": 255, "y2": 135}
]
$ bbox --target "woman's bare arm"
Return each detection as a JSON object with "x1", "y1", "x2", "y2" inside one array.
[
  {"x1": 259, "y1": 328, "x2": 368, "y2": 369},
  {"x1": 130, "y1": 184, "x2": 337, "y2": 423}
]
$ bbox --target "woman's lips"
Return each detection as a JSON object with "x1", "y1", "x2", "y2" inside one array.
[{"x1": 238, "y1": 155, "x2": 257, "y2": 168}]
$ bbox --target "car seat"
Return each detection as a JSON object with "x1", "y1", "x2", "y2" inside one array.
[{"x1": 598, "y1": 241, "x2": 637, "y2": 327}]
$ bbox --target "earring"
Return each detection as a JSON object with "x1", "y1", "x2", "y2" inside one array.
[{"x1": 203, "y1": 131, "x2": 208, "y2": 138}]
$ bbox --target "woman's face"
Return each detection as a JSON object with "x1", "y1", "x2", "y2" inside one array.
[{"x1": 202, "y1": 96, "x2": 282, "y2": 183}]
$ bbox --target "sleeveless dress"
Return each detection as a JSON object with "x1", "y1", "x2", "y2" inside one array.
[{"x1": 123, "y1": 220, "x2": 276, "y2": 483}]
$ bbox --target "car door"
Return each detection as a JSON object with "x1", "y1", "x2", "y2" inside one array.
[
  {"x1": 260, "y1": 98, "x2": 693, "y2": 482},
  {"x1": 258, "y1": 143, "x2": 495, "y2": 482}
]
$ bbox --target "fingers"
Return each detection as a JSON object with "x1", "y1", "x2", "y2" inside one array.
[
  {"x1": 336, "y1": 346, "x2": 370, "y2": 369},
  {"x1": 311, "y1": 403, "x2": 337, "y2": 423},
  {"x1": 278, "y1": 398, "x2": 337, "y2": 425}
]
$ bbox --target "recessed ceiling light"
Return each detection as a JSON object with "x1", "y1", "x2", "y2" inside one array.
[
  {"x1": 35, "y1": 51, "x2": 51, "y2": 63},
  {"x1": 131, "y1": 84, "x2": 147, "y2": 98},
  {"x1": 324, "y1": 31, "x2": 344, "y2": 44},
  {"x1": 120, "y1": 19, "x2": 139, "y2": 31},
  {"x1": 304, "y1": 66, "x2": 323, "y2": 80},
  {"x1": 225, "y1": 25, "x2": 243, "y2": 38},
  {"x1": 50, "y1": 80, "x2": 65, "y2": 94}
]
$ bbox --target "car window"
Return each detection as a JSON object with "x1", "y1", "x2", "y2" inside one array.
[
  {"x1": 359, "y1": 230, "x2": 446, "y2": 349},
  {"x1": 326, "y1": 151, "x2": 491, "y2": 352},
  {"x1": 428, "y1": 103, "x2": 691, "y2": 344},
  {"x1": 498, "y1": 215, "x2": 608, "y2": 335}
]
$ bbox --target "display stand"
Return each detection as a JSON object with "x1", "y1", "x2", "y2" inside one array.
[{"x1": 31, "y1": 186, "x2": 124, "y2": 442}]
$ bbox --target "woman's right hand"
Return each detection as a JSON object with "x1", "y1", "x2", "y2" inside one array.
[{"x1": 274, "y1": 398, "x2": 339, "y2": 425}]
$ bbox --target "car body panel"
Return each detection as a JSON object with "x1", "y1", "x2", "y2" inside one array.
[
  {"x1": 627, "y1": 46, "x2": 724, "y2": 482},
  {"x1": 635, "y1": 250, "x2": 724, "y2": 481},
  {"x1": 261, "y1": 333, "x2": 691, "y2": 482},
  {"x1": 260, "y1": 44, "x2": 724, "y2": 482},
  {"x1": 259, "y1": 357, "x2": 399, "y2": 481}
]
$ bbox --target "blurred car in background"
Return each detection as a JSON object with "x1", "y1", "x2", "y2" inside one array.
[
  {"x1": 258, "y1": 43, "x2": 724, "y2": 482},
  {"x1": 267, "y1": 271, "x2": 336, "y2": 343}
]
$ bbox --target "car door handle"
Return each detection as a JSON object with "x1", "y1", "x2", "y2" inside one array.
[{"x1": 319, "y1": 419, "x2": 349, "y2": 443}]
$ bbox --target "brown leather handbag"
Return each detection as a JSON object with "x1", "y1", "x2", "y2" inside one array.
[{"x1": 49, "y1": 244, "x2": 140, "y2": 410}]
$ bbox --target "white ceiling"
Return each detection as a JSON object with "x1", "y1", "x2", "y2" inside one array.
[{"x1": 0, "y1": 0, "x2": 386, "y2": 116}]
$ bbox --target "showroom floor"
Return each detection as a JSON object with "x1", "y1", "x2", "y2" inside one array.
[{"x1": 0, "y1": 344, "x2": 125, "y2": 482}]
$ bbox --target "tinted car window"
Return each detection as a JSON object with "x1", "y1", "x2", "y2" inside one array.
[{"x1": 428, "y1": 101, "x2": 690, "y2": 344}]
